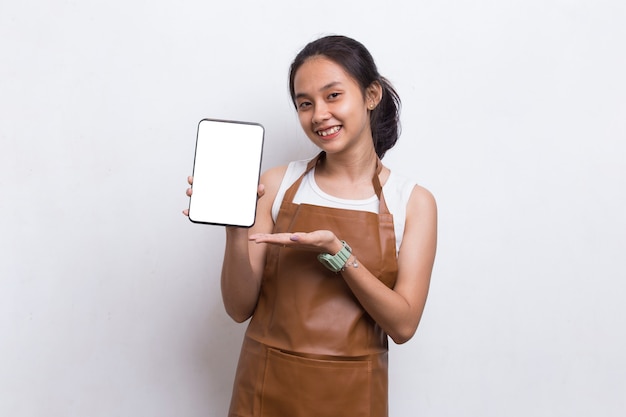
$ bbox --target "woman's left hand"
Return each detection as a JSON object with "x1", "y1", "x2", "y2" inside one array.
[{"x1": 249, "y1": 230, "x2": 343, "y2": 254}]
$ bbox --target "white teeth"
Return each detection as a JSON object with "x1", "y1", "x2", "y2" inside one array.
[{"x1": 318, "y1": 126, "x2": 340, "y2": 137}]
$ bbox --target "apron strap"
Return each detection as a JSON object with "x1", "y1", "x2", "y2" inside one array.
[
  {"x1": 282, "y1": 152, "x2": 391, "y2": 215},
  {"x1": 373, "y1": 158, "x2": 391, "y2": 216}
]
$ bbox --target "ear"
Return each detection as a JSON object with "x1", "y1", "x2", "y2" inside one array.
[{"x1": 365, "y1": 81, "x2": 383, "y2": 109}]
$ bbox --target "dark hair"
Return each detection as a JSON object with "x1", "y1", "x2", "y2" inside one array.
[{"x1": 288, "y1": 35, "x2": 401, "y2": 159}]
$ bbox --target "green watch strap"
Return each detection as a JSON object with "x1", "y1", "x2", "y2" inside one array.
[{"x1": 317, "y1": 241, "x2": 352, "y2": 272}]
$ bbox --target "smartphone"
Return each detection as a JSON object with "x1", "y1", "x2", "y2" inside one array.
[{"x1": 188, "y1": 118, "x2": 264, "y2": 227}]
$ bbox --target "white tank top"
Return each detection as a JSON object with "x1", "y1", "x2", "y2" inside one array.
[{"x1": 271, "y1": 158, "x2": 416, "y2": 253}]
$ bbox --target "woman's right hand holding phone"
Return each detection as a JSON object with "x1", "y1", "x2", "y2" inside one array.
[{"x1": 182, "y1": 176, "x2": 194, "y2": 217}]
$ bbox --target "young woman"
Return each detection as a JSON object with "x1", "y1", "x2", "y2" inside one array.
[{"x1": 185, "y1": 35, "x2": 437, "y2": 417}]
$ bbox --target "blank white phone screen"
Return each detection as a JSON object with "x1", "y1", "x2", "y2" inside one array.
[{"x1": 188, "y1": 119, "x2": 264, "y2": 227}]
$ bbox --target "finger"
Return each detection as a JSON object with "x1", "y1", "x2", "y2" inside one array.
[
  {"x1": 249, "y1": 233, "x2": 271, "y2": 243},
  {"x1": 249, "y1": 233, "x2": 291, "y2": 244},
  {"x1": 186, "y1": 188, "x2": 193, "y2": 196},
  {"x1": 257, "y1": 183, "x2": 265, "y2": 198},
  {"x1": 187, "y1": 176, "x2": 193, "y2": 185},
  {"x1": 182, "y1": 209, "x2": 189, "y2": 216}
]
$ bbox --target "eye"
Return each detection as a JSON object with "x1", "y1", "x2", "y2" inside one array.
[
  {"x1": 328, "y1": 92, "x2": 340, "y2": 100},
  {"x1": 297, "y1": 101, "x2": 312, "y2": 111}
]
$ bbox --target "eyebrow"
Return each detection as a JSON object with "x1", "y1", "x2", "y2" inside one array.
[{"x1": 295, "y1": 81, "x2": 343, "y2": 100}]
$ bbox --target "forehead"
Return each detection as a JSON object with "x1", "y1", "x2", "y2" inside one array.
[{"x1": 293, "y1": 56, "x2": 359, "y2": 94}]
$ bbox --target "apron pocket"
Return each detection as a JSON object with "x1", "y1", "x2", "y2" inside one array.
[{"x1": 261, "y1": 348, "x2": 372, "y2": 417}]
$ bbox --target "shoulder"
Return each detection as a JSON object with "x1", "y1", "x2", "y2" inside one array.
[
  {"x1": 261, "y1": 159, "x2": 308, "y2": 192},
  {"x1": 406, "y1": 184, "x2": 437, "y2": 227},
  {"x1": 396, "y1": 183, "x2": 437, "y2": 268},
  {"x1": 251, "y1": 165, "x2": 289, "y2": 234},
  {"x1": 259, "y1": 165, "x2": 288, "y2": 204},
  {"x1": 261, "y1": 165, "x2": 289, "y2": 188},
  {"x1": 383, "y1": 167, "x2": 437, "y2": 238},
  {"x1": 260, "y1": 158, "x2": 312, "y2": 208},
  {"x1": 383, "y1": 167, "x2": 435, "y2": 213}
]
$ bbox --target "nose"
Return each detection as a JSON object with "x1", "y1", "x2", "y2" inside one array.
[{"x1": 311, "y1": 102, "x2": 330, "y2": 125}]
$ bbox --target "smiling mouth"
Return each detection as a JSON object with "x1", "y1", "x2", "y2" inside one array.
[{"x1": 317, "y1": 126, "x2": 341, "y2": 137}]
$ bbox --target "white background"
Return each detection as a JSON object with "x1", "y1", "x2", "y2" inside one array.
[{"x1": 1, "y1": 1, "x2": 625, "y2": 416}]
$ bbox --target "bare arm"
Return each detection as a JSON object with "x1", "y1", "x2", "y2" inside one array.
[
  {"x1": 339, "y1": 185, "x2": 437, "y2": 343},
  {"x1": 250, "y1": 185, "x2": 437, "y2": 343},
  {"x1": 218, "y1": 166, "x2": 287, "y2": 322}
]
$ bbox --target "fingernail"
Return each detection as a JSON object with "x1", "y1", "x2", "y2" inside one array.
[{"x1": 290, "y1": 235, "x2": 299, "y2": 241}]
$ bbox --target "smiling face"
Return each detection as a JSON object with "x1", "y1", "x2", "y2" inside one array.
[{"x1": 293, "y1": 56, "x2": 379, "y2": 156}]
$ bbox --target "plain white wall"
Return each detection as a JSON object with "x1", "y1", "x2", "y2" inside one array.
[{"x1": 1, "y1": 1, "x2": 625, "y2": 416}]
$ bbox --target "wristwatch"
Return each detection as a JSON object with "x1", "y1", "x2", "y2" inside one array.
[{"x1": 317, "y1": 241, "x2": 352, "y2": 272}]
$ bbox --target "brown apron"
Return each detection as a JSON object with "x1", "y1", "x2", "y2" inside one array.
[{"x1": 228, "y1": 153, "x2": 398, "y2": 417}]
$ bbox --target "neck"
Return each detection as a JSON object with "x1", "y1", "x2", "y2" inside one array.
[{"x1": 318, "y1": 146, "x2": 379, "y2": 183}]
